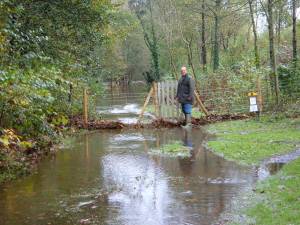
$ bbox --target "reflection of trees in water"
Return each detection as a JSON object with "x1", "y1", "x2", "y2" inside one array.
[
  {"x1": 101, "y1": 129, "x2": 254, "y2": 225},
  {"x1": 102, "y1": 153, "x2": 171, "y2": 225}
]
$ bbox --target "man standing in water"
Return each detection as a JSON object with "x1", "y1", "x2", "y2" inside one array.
[{"x1": 176, "y1": 66, "x2": 195, "y2": 129}]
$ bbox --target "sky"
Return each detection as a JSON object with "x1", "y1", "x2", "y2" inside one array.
[{"x1": 257, "y1": 7, "x2": 300, "y2": 34}]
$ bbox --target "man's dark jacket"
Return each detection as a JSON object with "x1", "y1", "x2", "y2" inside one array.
[{"x1": 176, "y1": 74, "x2": 195, "y2": 104}]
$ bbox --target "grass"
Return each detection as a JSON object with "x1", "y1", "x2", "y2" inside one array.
[
  {"x1": 207, "y1": 117, "x2": 300, "y2": 165},
  {"x1": 246, "y1": 158, "x2": 300, "y2": 225},
  {"x1": 206, "y1": 117, "x2": 300, "y2": 225},
  {"x1": 150, "y1": 141, "x2": 191, "y2": 157}
]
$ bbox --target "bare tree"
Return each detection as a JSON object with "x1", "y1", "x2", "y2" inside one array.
[
  {"x1": 248, "y1": 0, "x2": 260, "y2": 68},
  {"x1": 261, "y1": 0, "x2": 280, "y2": 103},
  {"x1": 292, "y1": 0, "x2": 297, "y2": 63},
  {"x1": 200, "y1": 0, "x2": 208, "y2": 71}
]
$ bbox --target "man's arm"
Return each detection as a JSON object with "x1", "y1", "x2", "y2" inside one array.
[{"x1": 189, "y1": 77, "x2": 195, "y2": 99}]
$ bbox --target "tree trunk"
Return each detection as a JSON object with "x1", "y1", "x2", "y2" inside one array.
[
  {"x1": 248, "y1": 0, "x2": 260, "y2": 68},
  {"x1": 187, "y1": 40, "x2": 197, "y2": 84},
  {"x1": 277, "y1": 5, "x2": 282, "y2": 45},
  {"x1": 267, "y1": 0, "x2": 280, "y2": 104},
  {"x1": 292, "y1": 0, "x2": 297, "y2": 63},
  {"x1": 200, "y1": 0, "x2": 207, "y2": 71},
  {"x1": 213, "y1": 0, "x2": 221, "y2": 72}
]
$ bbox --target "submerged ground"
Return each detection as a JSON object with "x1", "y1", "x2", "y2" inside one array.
[
  {"x1": 0, "y1": 85, "x2": 299, "y2": 225},
  {"x1": 0, "y1": 128, "x2": 257, "y2": 225},
  {"x1": 0, "y1": 86, "x2": 258, "y2": 225}
]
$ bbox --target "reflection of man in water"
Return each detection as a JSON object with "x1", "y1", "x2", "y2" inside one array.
[
  {"x1": 176, "y1": 66, "x2": 195, "y2": 129},
  {"x1": 179, "y1": 129, "x2": 195, "y2": 177},
  {"x1": 183, "y1": 129, "x2": 193, "y2": 148}
]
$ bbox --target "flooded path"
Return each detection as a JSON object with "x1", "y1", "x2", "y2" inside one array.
[
  {"x1": 0, "y1": 128, "x2": 257, "y2": 225},
  {"x1": 1, "y1": 85, "x2": 259, "y2": 225},
  {"x1": 95, "y1": 84, "x2": 153, "y2": 124}
]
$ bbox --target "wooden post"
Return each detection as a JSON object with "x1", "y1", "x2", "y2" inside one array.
[
  {"x1": 139, "y1": 86, "x2": 154, "y2": 120},
  {"x1": 153, "y1": 82, "x2": 159, "y2": 118},
  {"x1": 170, "y1": 81, "x2": 175, "y2": 118},
  {"x1": 166, "y1": 82, "x2": 170, "y2": 118},
  {"x1": 174, "y1": 81, "x2": 180, "y2": 119},
  {"x1": 83, "y1": 88, "x2": 88, "y2": 128},
  {"x1": 194, "y1": 91, "x2": 209, "y2": 116},
  {"x1": 161, "y1": 82, "x2": 165, "y2": 118},
  {"x1": 157, "y1": 82, "x2": 161, "y2": 117},
  {"x1": 257, "y1": 76, "x2": 263, "y2": 112}
]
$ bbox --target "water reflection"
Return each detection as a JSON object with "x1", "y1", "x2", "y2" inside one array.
[
  {"x1": 100, "y1": 128, "x2": 256, "y2": 225},
  {"x1": 103, "y1": 155, "x2": 170, "y2": 225},
  {"x1": 0, "y1": 128, "x2": 256, "y2": 225},
  {"x1": 179, "y1": 129, "x2": 195, "y2": 177}
]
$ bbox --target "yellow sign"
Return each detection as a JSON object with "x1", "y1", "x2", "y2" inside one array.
[{"x1": 248, "y1": 92, "x2": 258, "y2": 97}]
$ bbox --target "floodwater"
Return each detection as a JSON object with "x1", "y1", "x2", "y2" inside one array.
[
  {"x1": 0, "y1": 128, "x2": 258, "y2": 225},
  {"x1": 95, "y1": 84, "x2": 153, "y2": 124},
  {"x1": 0, "y1": 85, "x2": 263, "y2": 225}
]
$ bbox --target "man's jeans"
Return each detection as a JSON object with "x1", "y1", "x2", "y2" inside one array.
[{"x1": 181, "y1": 103, "x2": 192, "y2": 114}]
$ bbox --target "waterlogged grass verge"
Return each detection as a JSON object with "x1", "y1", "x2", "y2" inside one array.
[
  {"x1": 245, "y1": 158, "x2": 300, "y2": 225},
  {"x1": 206, "y1": 117, "x2": 300, "y2": 165},
  {"x1": 150, "y1": 141, "x2": 191, "y2": 157},
  {"x1": 206, "y1": 117, "x2": 300, "y2": 225}
]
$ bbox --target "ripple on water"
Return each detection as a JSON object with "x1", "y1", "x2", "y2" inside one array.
[{"x1": 111, "y1": 133, "x2": 156, "y2": 143}]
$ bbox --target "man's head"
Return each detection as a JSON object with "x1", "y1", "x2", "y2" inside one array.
[{"x1": 181, "y1": 66, "x2": 187, "y2": 76}]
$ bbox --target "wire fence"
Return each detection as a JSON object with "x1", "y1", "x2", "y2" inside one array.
[{"x1": 87, "y1": 77, "x2": 300, "y2": 121}]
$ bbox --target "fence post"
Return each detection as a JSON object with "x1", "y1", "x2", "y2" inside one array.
[
  {"x1": 257, "y1": 76, "x2": 263, "y2": 112},
  {"x1": 166, "y1": 81, "x2": 170, "y2": 118},
  {"x1": 139, "y1": 86, "x2": 154, "y2": 120},
  {"x1": 161, "y1": 82, "x2": 165, "y2": 118},
  {"x1": 157, "y1": 82, "x2": 161, "y2": 117},
  {"x1": 83, "y1": 88, "x2": 88, "y2": 128},
  {"x1": 170, "y1": 81, "x2": 175, "y2": 118},
  {"x1": 153, "y1": 82, "x2": 159, "y2": 118}
]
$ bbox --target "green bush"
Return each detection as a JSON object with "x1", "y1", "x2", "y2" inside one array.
[
  {"x1": 278, "y1": 62, "x2": 300, "y2": 98},
  {"x1": 0, "y1": 66, "x2": 90, "y2": 138}
]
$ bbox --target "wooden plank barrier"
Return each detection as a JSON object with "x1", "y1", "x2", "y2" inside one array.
[
  {"x1": 139, "y1": 80, "x2": 209, "y2": 121},
  {"x1": 83, "y1": 88, "x2": 88, "y2": 128}
]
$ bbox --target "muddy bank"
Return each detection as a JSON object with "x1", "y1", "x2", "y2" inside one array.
[
  {"x1": 0, "y1": 133, "x2": 57, "y2": 184},
  {"x1": 71, "y1": 114, "x2": 251, "y2": 130}
]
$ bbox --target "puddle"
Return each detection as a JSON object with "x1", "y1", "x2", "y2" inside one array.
[
  {"x1": 0, "y1": 128, "x2": 257, "y2": 225},
  {"x1": 257, "y1": 148, "x2": 300, "y2": 180}
]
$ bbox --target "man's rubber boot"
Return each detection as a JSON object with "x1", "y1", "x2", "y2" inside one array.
[
  {"x1": 181, "y1": 114, "x2": 187, "y2": 129},
  {"x1": 182, "y1": 114, "x2": 192, "y2": 130}
]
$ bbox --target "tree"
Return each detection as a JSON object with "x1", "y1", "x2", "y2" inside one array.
[
  {"x1": 292, "y1": 0, "x2": 297, "y2": 63},
  {"x1": 261, "y1": 0, "x2": 280, "y2": 103},
  {"x1": 200, "y1": 0, "x2": 208, "y2": 71},
  {"x1": 248, "y1": 0, "x2": 260, "y2": 68},
  {"x1": 129, "y1": 0, "x2": 161, "y2": 82},
  {"x1": 212, "y1": 0, "x2": 222, "y2": 71}
]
